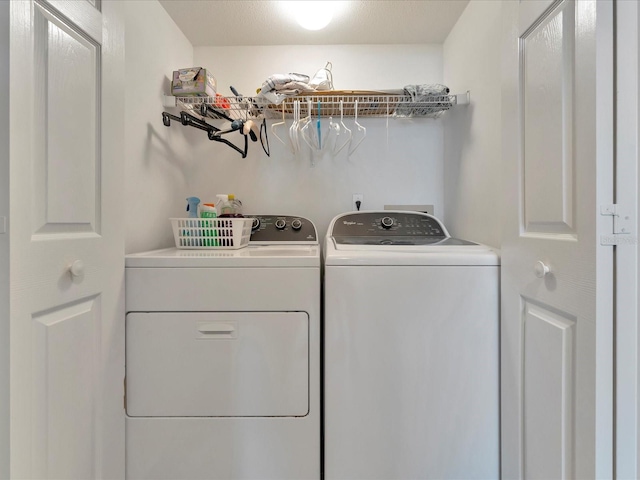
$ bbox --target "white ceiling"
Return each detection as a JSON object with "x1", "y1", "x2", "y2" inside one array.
[{"x1": 158, "y1": 0, "x2": 470, "y2": 47}]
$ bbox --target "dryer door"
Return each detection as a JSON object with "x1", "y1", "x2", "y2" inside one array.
[{"x1": 126, "y1": 312, "x2": 309, "y2": 417}]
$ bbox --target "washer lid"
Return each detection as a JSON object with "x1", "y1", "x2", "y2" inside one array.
[
  {"x1": 324, "y1": 238, "x2": 500, "y2": 266},
  {"x1": 126, "y1": 245, "x2": 320, "y2": 268}
]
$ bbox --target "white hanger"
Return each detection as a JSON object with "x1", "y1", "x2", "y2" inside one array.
[
  {"x1": 333, "y1": 100, "x2": 352, "y2": 155},
  {"x1": 348, "y1": 99, "x2": 366, "y2": 156},
  {"x1": 300, "y1": 98, "x2": 317, "y2": 150},
  {"x1": 326, "y1": 115, "x2": 340, "y2": 152},
  {"x1": 289, "y1": 100, "x2": 300, "y2": 154},
  {"x1": 271, "y1": 107, "x2": 293, "y2": 153}
]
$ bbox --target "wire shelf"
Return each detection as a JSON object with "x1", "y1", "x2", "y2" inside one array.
[{"x1": 166, "y1": 91, "x2": 470, "y2": 120}]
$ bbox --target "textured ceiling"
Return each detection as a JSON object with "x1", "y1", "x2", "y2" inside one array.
[{"x1": 158, "y1": 0, "x2": 470, "y2": 47}]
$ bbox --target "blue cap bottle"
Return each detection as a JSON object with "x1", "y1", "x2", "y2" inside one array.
[{"x1": 186, "y1": 197, "x2": 200, "y2": 218}]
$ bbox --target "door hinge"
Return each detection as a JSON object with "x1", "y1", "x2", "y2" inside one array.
[{"x1": 600, "y1": 204, "x2": 637, "y2": 245}]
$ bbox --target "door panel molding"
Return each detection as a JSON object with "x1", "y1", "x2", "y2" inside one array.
[
  {"x1": 32, "y1": 296, "x2": 100, "y2": 479},
  {"x1": 519, "y1": 0, "x2": 558, "y2": 36},
  {"x1": 32, "y1": 1, "x2": 101, "y2": 236},
  {"x1": 41, "y1": 0, "x2": 102, "y2": 43},
  {"x1": 520, "y1": 0, "x2": 576, "y2": 236},
  {"x1": 522, "y1": 298, "x2": 576, "y2": 479}
]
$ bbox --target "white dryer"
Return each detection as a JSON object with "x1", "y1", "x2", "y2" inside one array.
[
  {"x1": 125, "y1": 216, "x2": 320, "y2": 480},
  {"x1": 323, "y1": 211, "x2": 500, "y2": 480}
]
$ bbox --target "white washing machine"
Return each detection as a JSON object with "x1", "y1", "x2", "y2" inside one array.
[
  {"x1": 125, "y1": 216, "x2": 320, "y2": 480},
  {"x1": 323, "y1": 211, "x2": 500, "y2": 480}
]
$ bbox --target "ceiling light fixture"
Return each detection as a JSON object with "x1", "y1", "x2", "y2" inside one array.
[{"x1": 291, "y1": 1, "x2": 334, "y2": 30}]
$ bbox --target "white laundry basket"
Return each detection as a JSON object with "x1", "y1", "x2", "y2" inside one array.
[{"x1": 171, "y1": 218, "x2": 253, "y2": 249}]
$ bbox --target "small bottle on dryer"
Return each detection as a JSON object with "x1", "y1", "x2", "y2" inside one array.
[{"x1": 219, "y1": 194, "x2": 244, "y2": 218}]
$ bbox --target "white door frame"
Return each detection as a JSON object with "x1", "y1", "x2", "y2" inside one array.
[
  {"x1": 0, "y1": 1, "x2": 10, "y2": 478},
  {"x1": 594, "y1": 3, "x2": 616, "y2": 477},
  {"x1": 614, "y1": 0, "x2": 640, "y2": 477}
]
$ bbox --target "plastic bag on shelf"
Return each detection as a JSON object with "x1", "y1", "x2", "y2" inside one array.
[
  {"x1": 256, "y1": 62, "x2": 335, "y2": 105},
  {"x1": 309, "y1": 62, "x2": 334, "y2": 91}
]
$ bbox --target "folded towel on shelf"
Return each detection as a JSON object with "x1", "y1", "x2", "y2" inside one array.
[
  {"x1": 395, "y1": 83, "x2": 453, "y2": 117},
  {"x1": 261, "y1": 73, "x2": 313, "y2": 93},
  {"x1": 404, "y1": 83, "x2": 450, "y2": 98},
  {"x1": 257, "y1": 73, "x2": 315, "y2": 104}
]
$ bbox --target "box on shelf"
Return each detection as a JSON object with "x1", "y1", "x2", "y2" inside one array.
[{"x1": 171, "y1": 67, "x2": 216, "y2": 98}]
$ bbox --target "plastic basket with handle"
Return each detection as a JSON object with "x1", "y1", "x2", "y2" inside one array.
[{"x1": 171, "y1": 218, "x2": 254, "y2": 249}]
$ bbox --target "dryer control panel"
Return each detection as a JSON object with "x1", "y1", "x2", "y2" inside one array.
[{"x1": 248, "y1": 215, "x2": 317, "y2": 244}]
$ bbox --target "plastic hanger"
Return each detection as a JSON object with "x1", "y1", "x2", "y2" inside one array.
[
  {"x1": 325, "y1": 116, "x2": 340, "y2": 152},
  {"x1": 316, "y1": 101, "x2": 322, "y2": 150},
  {"x1": 271, "y1": 108, "x2": 293, "y2": 153},
  {"x1": 259, "y1": 118, "x2": 270, "y2": 157},
  {"x1": 162, "y1": 111, "x2": 248, "y2": 158},
  {"x1": 199, "y1": 103, "x2": 234, "y2": 122},
  {"x1": 313, "y1": 101, "x2": 330, "y2": 152},
  {"x1": 348, "y1": 99, "x2": 367, "y2": 156},
  {"x1": 289, "y1": 100, "x2": 300, "y2": 154},
  {"x1": 300, "y1": 99, "x2": 318, "y2": 150},
  {"x1": 333, "y1": 100, "x2": 352, "y2": 155}
]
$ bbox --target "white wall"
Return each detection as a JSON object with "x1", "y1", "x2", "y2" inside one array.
[
  {"x1": 0, "y1": 1, "x2": 9, "y2": 476},
  {"x1": 443, "y1": 1, "x2": 502, "y2": 248},
  {"x1": 0, "y1": 2, "x2": 10, "y2": 478},
  {"x1": 191, "y1": 45, "x2": 444, "y2": 239},
  {"x1": 124, "y1": 1, "x2": 195, "y2": 254}
]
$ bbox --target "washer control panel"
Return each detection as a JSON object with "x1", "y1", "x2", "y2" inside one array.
[
  {"x1": 332, "y1": 212, "x2": 445, "y2": 236},
  {"x1": 331, "y1": 212, "x2": 449, "y2": 245},
  {"x1": 249, "y1": 215, "x2": 317, "y2": 244}
]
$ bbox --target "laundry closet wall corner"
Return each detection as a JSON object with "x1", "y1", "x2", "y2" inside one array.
[
  {"x1": 124, "y1": 0, "x2": 196, "y2": 254},
  {"x1": 443, "y1": 0, "x2": 502, "y2": 248}
]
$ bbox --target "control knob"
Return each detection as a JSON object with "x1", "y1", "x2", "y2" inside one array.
[
  {"x1": 251, "y1": 218, "x2": 261, "y2": 230},
  {"x1": 381, "y1": 216, "x2": 394, "y2": 229},
  {"x1": 291, "y1": 219, "x2": 302, "y2": 231},
  {"x1": 275, "y1": 218, "x2": 287, "y2": 230}
]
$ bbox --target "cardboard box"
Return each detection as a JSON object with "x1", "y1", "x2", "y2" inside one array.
[{"x1": 171, "y1": 67, "x2": 217, "y2": 97}]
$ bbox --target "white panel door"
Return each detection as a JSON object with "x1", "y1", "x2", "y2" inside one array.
[
  {"x1": 501, "y1": 0, "x2": 614, "y2": 478},
  {"x1": 9, "y1": 0, "x2": 124, "y2": 478}
]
